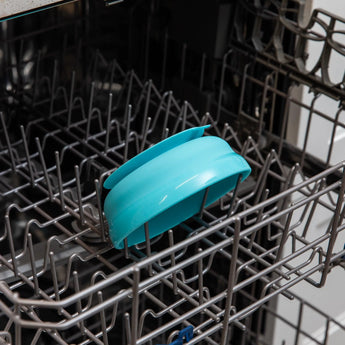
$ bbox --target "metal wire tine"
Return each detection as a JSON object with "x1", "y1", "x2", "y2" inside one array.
[
  {"x1": 199, "y1": 187, "x2": 210, "y2": 218},
  {"x1": 74, "y1": 165, "x2": 85, "y2": 227},
  {"x1": 200, "y1": 112, "x2": 210, "y2": 126},
  {"x1": 55, "y1": 151, "x2": 66, "y2": 211},
  {"x1": 253, "y1": 152, "x2": 274, "y2": 205},
  {"x1": 168, "y1": 229, "x2": 178, "y2": 294},
  {"x1": 283, "y1": 163, "x2": 300, "y2": 192},
  {"x1": 27, "y1": 233, "x2": 39, "y2": 296},
  {"x1": 49, "y1": 251, "x2": 61, "y2": 304},
  {"x1": 200, "y1": 53, "x2": 206, "y2": 91},
  {"x1": 221, "y1": 122, "x2": 230, "y2": 139},
  {"x1": 49, "y1": 59, "x2": 58, "y2": 117},
  {"x1": 14, "y1": 296, "x2": 22, "y2": 345},
  {"x1": 227, "y1": 174, "x2": 242, "y2": 217},
  {"x1": 164, "y1": 127, "x2": 169, "y2": 139},
  {"x1": 197, "y1": 248, "x2": 204, "y2": 306},
  {"x1": 225, "y1": 123, "x2": 243, "y2": 149},
  {"x1": 205, "y1": 111, "x2": 223, "y2": 136},
  {"x1": 35, "y1": 137, "x2": 53, "y2": 201},
  {"x1": 20, "y1": 125, "x2": 34, "y2": 185},
  {"x1": 94, "y1": 179, "x2": 106, "y2": 242},
  {"x1": 240, "y1": 135, "x2": 251, "y2": 157},
  {"x1": 249, "y1": 189, "x2": 269, "y2": 249},
  {"x1": 105, "y1": 93, "x2": 113, "y2": 152},
  {"x1": 162, "y1": 91, "x2": 172, "y2": 139},
  {"x1": 185, "y1": 101, "x2": 201, "y2": 126},
  {"x1": 302, "y1": 179, "x2": 326, "y2": 238},
  {"x1": 150, "y1": 91, "x2": 169, "y2": 130},
  {"x1": 133, "y1": 80, "x2": 149, "y2": 121},
  {"x1": 124, "y1": 312, "x2": 131, "y2": 345},
  {"x1": 131, "y1": 267, "x2": 140, "y2": 345},
  {"x1": 5, "y1": 215, "x2": 18, "y2": 277},
  {"x1": 0, "y1": 112, "x2": 16, "y2": 172},
  {"x1": 220, "y1": 217, "x2": 240, "y2": 345},
  {"x1": 141, "y1": 80, "x2": 152, "y2": 136},
  {"x1": 67, "y1": 70, "x2": 76, "y2": 127},
  {"x1": 140, "y1": 116, "x2": 151, "y2": 152},
  {"x1": 300, "y1": 93, "x2": 321, "y2": 169},
  {"x1": 275, "y1": 210, "x2": 293, "y2": 263},
  {"x1": 181, "y1": 43, "x2": 187, "y2": 80},
  {"x1": 172, "y1": 106, "x2": 184, "y2": 135},
  {"x1": 124, "y1": 104, "x2": 132, "y2": 163},
  {"x1": 181, "y1": 101, "x2": 187, "y2": 131},
  {"x1": 276, "y1": 163, "x2": 300, "y2": 215},
  {"x1": 73, "y1": 271, "x2": 85, "y2": 334},
  {"x1": 326, "y1": 106, "x2": 343, "y2": 166},
  {"x1": 144, "y1": 222, "x2": 153, "y2": 276},
  {"x1": 124, "y1": 238, "x2": 129, "y2": 259},
  {"x1": 97, "y1": 291, "x2": 109, "y2": 345},
  {"x1": 86, "y1": 81, "x2": 96, "y2": 140}
]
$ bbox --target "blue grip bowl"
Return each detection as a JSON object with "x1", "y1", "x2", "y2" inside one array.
[{"x1": 103, "y1": 126, "x2": 251, "y2": 249}]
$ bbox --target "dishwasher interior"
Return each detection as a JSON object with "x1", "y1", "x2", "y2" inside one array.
[{"x1": 1, "y1": 1, "x2": 345, "y2": 344}]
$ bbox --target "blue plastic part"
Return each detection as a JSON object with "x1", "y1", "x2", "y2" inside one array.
[
  {"x1": 104, "y1": 126, "x2": 210, "y2": 190},
  {"x1": 178, "y1": 326, "x2": 193, "y2": 342},
  {"x1": 104, "y1": 126, "x2": 251, "y2": 249},
  {"x1": 157, "y1": 326, "x2": 194, "y2": 345}
]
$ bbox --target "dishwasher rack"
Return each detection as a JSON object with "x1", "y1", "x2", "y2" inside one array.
[{"x1": 1, "y1": 2, "x2": 345, "y2": 345}]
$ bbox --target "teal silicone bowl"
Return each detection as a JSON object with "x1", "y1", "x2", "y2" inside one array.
[{"x1": 103, "y1": 126, "x2": 251, "y2": 249}]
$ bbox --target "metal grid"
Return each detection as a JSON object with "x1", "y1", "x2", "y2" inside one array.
[
  {"x1": 0, "y1": 2, "x2": 345, "y2": 345},
  {"x1": 234, "y1": 1, "x2": 345, "y2": 93}
]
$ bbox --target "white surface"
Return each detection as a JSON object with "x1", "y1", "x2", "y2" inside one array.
[{"x1": 0, "y1": 0, "x2": 65, "y2": 18}]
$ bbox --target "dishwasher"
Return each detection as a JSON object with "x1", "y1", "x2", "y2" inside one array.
[{"x1": 1, "y1": 1, "x2": 345, "y2": 345}]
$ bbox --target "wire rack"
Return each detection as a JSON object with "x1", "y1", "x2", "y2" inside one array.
[{"x1": 1, "y1": 2, "x2": 345, "y2": 345}]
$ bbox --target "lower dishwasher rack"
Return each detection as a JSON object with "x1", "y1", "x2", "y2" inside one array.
[{"x1": 1, "y1": 15, "x2": 345, "y2": 345}]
